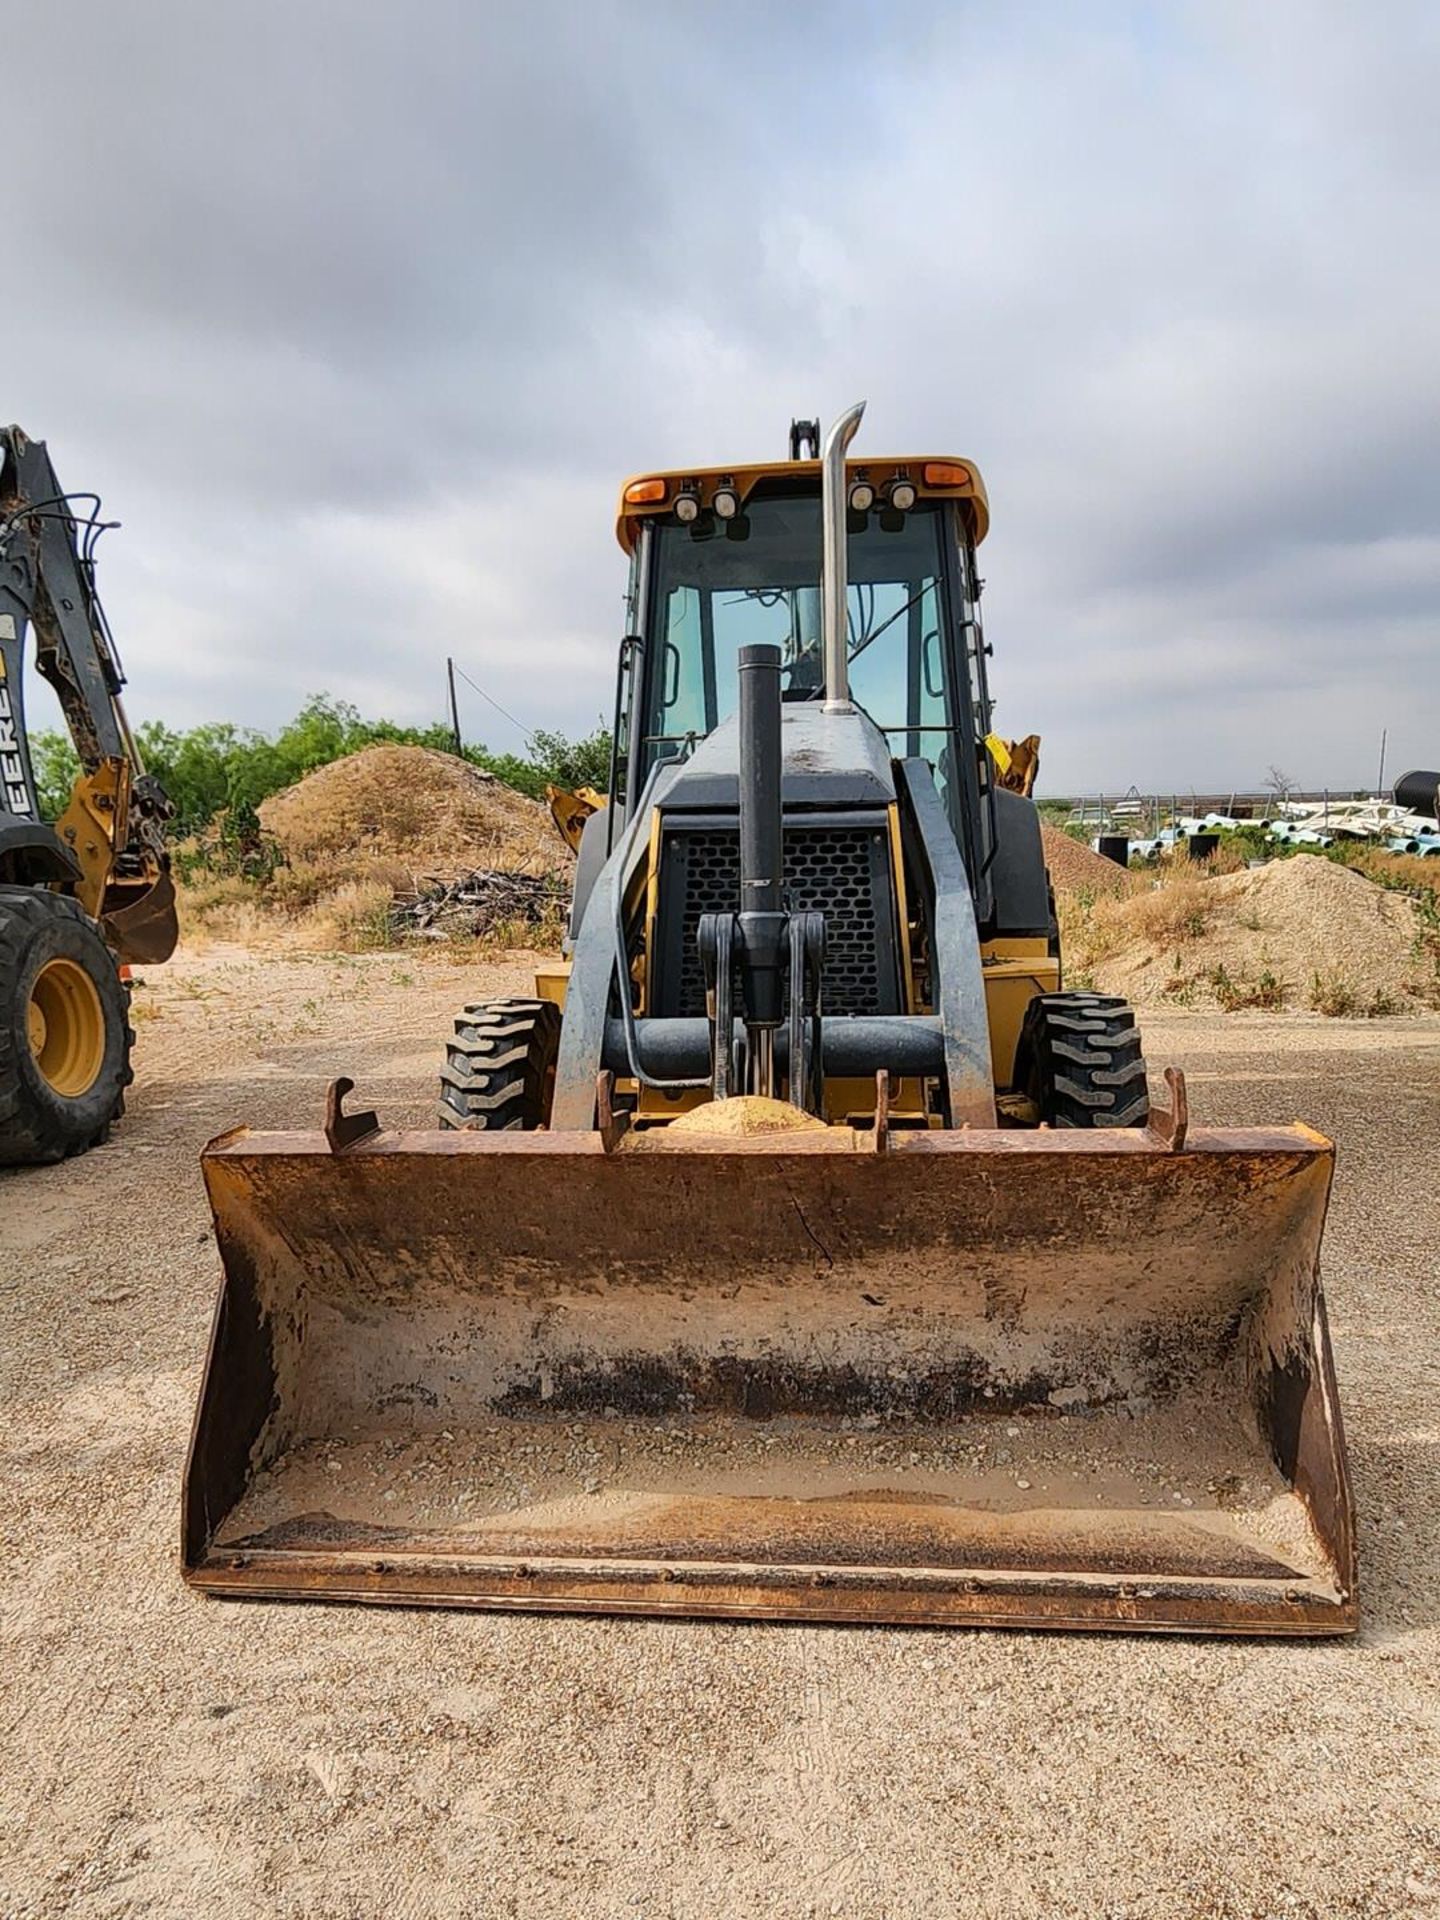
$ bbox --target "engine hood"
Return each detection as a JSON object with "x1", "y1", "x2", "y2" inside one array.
[{"x1": 657, "y1": 703, "x2": 896, "y2": 813}]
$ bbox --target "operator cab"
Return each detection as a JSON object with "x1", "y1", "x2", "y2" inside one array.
[{"x1": 611, "y1": 458, "x2": 995, "y2": 872}]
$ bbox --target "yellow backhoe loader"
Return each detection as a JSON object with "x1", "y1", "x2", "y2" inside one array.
[
  {"x1": 183, "y1": 407, "x2": 1355, "y2": 1635},
  {"x1": 1, "y1": 427, "x2": 177, "y2": 1164}
]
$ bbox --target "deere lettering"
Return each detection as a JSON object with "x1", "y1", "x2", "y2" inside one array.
[{"x1": 0, "y1": 684, "x2": 33, "y2": 816}]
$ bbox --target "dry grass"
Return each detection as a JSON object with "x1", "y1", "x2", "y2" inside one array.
[
  {"x1": 262, "y1": 854, "x2": 414, "y2": 915},
  {"x1": 1058, "y1": 870, "x2": 1213, "y2": 978},
  {"x1": 1186, "y1": 840, "x2": 1249, "y2": 875},
  {"x1": 173, "y1": 871, "x2": 283, "y2": 949},
  {"x1": 1347, "y1": 846, "x2": 1440, "y2": 893},
  {"x1": 1113, "y1": 874, "x2": 1215, "y2": 946},
  {"x1": 304, "y1": 879, "x2": 398, "y2": 952}
]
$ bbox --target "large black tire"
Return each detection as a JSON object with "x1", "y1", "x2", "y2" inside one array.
[
  {"x1": 0, "y1": 887, "x2": 133, "y2": 1166},
  {"x1": 438, "y1": 996, "x2": 561, "y2": 1131},
  {"x1": 1014, "y1": 991, "x2": 1150, "y2": 1129}
]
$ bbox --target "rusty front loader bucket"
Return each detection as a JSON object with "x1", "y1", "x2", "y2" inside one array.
[{"x1": 183, "y1": 1089, "x2": 1355, "y2": 1635}]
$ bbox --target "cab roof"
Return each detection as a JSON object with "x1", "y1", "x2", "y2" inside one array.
[{"x1": 615, "y1": 456, "x2": 989, "y2": 552}]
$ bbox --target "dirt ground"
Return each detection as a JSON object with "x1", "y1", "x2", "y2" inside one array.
[{"x1": 3, "y1": 943, "x2": 1439, "y2": 1919}]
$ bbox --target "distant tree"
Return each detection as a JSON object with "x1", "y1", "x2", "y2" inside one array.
[
  {"x1": 527, "y1": 724, "x2": 612, "y2": 793},
  {"x1": 29, "y1": 729, "x2": 81, "y2": 818},
  {"x1": 455, "y1": 723, "x2": 611, "y2": 801},
  {"x1": 1263, "y1": 764, "x2": 1299, "y2": 802}
]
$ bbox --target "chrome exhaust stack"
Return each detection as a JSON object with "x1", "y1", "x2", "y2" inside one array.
[{"x1": 821, "y1": 401, "x2": 866, "y2": 712}]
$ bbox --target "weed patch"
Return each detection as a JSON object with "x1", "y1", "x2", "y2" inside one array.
[
  {"x1": 1208, "y1": 964, "x2": 1290, "y2": 1012},
  {"x1": 1307, "y1": 970, "x2": 1362, "y2": 1017}
]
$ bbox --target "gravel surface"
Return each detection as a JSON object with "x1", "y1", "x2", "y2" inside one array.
[{"x1": 3, "y1": 946, "x2": 1439, "y2": 1918}]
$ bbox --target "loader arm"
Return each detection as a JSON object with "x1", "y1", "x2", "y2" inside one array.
[{"x1": 0, "y1": 426, "x2": 176, "y2": 962}]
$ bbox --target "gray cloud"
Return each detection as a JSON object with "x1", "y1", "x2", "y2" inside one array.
[{"x1": 8, "y1": 1, "x2": 1438, "y2": 789}]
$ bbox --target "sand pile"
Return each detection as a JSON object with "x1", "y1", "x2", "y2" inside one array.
[
  {"x1": 259, "y1": 745, "x2": 560, "y2": 881},
  {"x1": 1083, "y1": 854, "x2": 1437, "y2": 1014},
  {"x1": 1041, "y1": 823, "x2": 1142, "y2": 895}
]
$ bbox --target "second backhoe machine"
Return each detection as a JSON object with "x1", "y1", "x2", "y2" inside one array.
[
  {"x1": 0, "y1": 426, "x2": 177, "y2": 1164},
  {"x1": 184, "y1": 405, "x2": 1354, "y2": 1636}
]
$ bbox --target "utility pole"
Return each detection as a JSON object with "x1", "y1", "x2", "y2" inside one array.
[
  {"x1": 447, "y1": 656, "x2": 463, "y2": 756},
  {"x1": 1376, "y1": 727, "x2": 1387, "y2": 799}
]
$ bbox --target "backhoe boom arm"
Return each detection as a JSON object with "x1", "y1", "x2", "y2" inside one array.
[{"x1": 0, "y1": 426, "x2": 176, "y2": 960}]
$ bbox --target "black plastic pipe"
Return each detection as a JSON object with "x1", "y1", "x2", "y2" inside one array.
[
  {"x1": 1395, "y1": 770, "x2": 1439, "y2": 818},
  {"x1": 604, "y1": 1016, "x2": 946, "y2": 1082}
]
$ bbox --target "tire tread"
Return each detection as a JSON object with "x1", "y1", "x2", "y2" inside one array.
[
  {"x1": 438, "y1": 995, "x2": 560, "y2": 1132},
  {"x1": 0, "y1": 886, "x2": 132, "y2": 1166},
  {"x1": 1015, "y1": 991, "x2": 1151, "y2": 1130}
]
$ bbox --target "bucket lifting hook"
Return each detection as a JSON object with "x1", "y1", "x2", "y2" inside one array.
[
  {"x1": 324, "y1": 1077, "x2": 380, "y2": 1154},
  {"x1": 1146, "y1": 1067, "x2": 1189, "y2": 1151}
]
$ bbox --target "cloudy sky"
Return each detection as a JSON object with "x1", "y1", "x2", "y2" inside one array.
[{"x1": 9, "y1": 1, "x2": 1438, "y2": 793}]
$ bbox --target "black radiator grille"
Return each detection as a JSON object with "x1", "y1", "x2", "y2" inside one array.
[{"x1": 662, "y1": 822, "x2": 898, "y2": 1018}]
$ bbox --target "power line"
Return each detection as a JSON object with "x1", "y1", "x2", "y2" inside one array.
[{"x1": 449, "y1": 661, "x2": 534, "y2": 742}]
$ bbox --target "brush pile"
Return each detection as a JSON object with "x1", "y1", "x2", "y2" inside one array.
[{"x1": 391, "y1": 869, "x2": 571, "y2": 941}]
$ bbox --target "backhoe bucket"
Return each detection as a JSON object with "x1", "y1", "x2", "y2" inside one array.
[
  {"x1": 103, "y1": 867, "x2": 179, "y2": 967},
  {"x1": 183, "y1": 1105, "x2": 1355, "y2": 1635}
]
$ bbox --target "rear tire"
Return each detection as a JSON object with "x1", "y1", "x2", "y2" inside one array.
[
  {"x1": 1015, "y1": 991, "x2": 1150, "y2": 1129},
  {"x1": 0, "y1": 887, "x2": 133, "y2": 1166},
  {"x1": 438, "y1": 996, "x2": 561, "y2": 1131}
]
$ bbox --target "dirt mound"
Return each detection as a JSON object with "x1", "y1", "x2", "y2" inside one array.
[
  {"x1": 1041, "y1": 823, "x2": 1142, "y2": 895},
  {"x1": 259, "y1": 745, "x2": 560, "y2": 881},
  {"x1": 1082, "y1": 854, "x2": 1437, "y2": 1014}
]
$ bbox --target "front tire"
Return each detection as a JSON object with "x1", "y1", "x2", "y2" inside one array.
[
  {"x1": 1014, "y1": 991, "x2": 1150, "y2": 1129},
  {"x1": 438, "y1": 996, "x2": 561, "y2": 1131},
  {"x1": 0, "y1": 888, "x2": 133, "y2": 1166}
]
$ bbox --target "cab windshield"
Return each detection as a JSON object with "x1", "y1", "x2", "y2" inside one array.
[{"x1": 642, "y1": 493, "x2": 959, "y2": 770}]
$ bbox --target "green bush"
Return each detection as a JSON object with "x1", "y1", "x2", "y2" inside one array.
[{"x1": 29, "y1": 729, "x2": 81, "y2": 818}]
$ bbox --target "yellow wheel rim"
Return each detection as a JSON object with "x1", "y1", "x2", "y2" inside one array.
[{"x1": 26, "y1": 957, "x2": 107, "y2": 1098}]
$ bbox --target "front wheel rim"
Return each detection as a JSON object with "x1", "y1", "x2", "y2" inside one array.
[{"x1": 27, "y1": 957, "x2": 107, "y2": 1098}]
